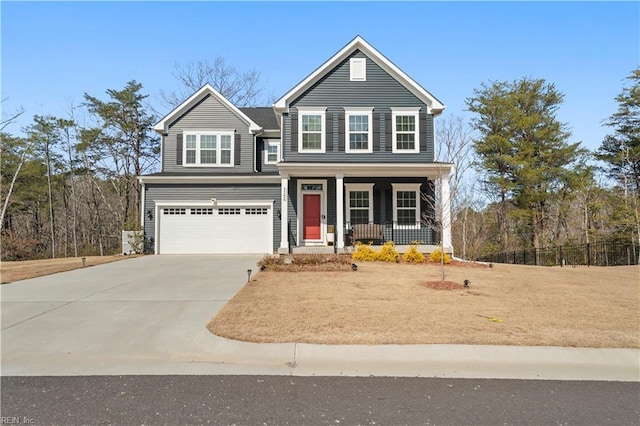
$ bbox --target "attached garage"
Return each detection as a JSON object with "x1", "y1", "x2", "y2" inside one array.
[{"x1": 156, "y1": 201, "x2": 273, "y2": 254}]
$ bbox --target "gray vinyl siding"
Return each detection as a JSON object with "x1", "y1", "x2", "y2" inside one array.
[
  {"x1": 259, "y1": 138, "x2": 281, "y2": 173},
  {"x1": 162, "y1": 95, "x2": 255, "y2": 174},
  {"x1": 283, "y1": 51, "x2": 435, "y2": 163},
  {"x1": 144, "y1": 183, "x2": 281, "y2": 252}
]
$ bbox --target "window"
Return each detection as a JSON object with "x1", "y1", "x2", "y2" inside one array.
[
  {"x1": 298, "y1": 108, "x2": 326, "y2": 152},
  {"x1": 345, "y1": 184, "x2": 374, "y2": 225},
  {"x1": 265, "y1": 140, "x2": 280, "y2": 164},
  {"x1": 350, "y1": 58, "x2": 366, "y2": 81},
  {"x1": 392, "y1": 183, "x2": 421, "y2": 227},
  {"x1": 301, "y1": 183, "x2": 323, "y2": 191},
  {"x1": 391, "y1": 108, "x2": 420, "y2": 153},
  {"x1": 191, "y1": 208, "x2": 213, "y2": 215},
  {"x1": 183, "y1": 131, "x2": 234, "y2": 166},
  {"x1": 344, "y1": 108, "x2": 373, "y2": 153},
  {"x1": 218, "y1": 208, "x2": 241, "y2": 215},
  {"x1": 163, "y1": 208, "x2": 186, "y2": 215},
  {"x1": 246, "y1": 208, "x2": 268, "y2": 215}
]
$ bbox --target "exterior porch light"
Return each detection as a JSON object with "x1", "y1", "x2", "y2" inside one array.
[{"x1": 146, "y1": 209, "x2": 153, "y2": 220}]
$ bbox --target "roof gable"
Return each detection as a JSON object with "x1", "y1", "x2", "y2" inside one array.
[
  {"x1": 154, "y1": 84, "x2": 262, "y2": 134},
  {"x1": 273, "y1": 36, "x2": 445, "y2": 114}
]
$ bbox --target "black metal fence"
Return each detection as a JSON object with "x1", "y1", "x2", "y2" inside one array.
[{"x1": 481, "y1": 240, "x2": 639, "y2": 267}]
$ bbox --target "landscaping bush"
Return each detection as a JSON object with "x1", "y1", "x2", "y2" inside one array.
[
  {"x1": 402, "y1": 245, "x2": 425, "y2": 263},
  {"x1": 429, "y1": 248, "x2": 451, "y2": 264},
  {"x1": 352, "y1": 242, "x2": 378, "y2": 262},
  {"x1": 377, "y1": 241, "x2": 399, "y2": 262}
]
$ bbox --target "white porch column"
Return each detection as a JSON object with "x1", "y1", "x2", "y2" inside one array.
[
  {"x1": 280, "y1": 174, "x2": 289, "y2": 250},
  {"x1": 336, "y1": 173, "x2": 344, "y2": 248},
  {"x1": 441, "y1": 172, "x2": 452, "y2": 253}
]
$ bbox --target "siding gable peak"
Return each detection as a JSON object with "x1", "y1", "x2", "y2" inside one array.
[
  {"x1": 154, "y1": 84, "x2": 262, "y2": 135},
  {"x1": 273, "y1": 36, "x2": 445, "y2": 115}
]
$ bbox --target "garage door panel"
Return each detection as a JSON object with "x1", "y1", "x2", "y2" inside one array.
[{"x1": 159, "y1": 205, "x2": 272, "y2": 254}]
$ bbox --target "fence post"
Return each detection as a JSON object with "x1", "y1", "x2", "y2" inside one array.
[{"x1": 586, "y1": 243, "x2": 590, "y2": 267}]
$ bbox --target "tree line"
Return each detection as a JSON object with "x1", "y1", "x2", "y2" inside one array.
[{"x1": 1, "y1": 62, "x2": 638, "y2": 263}]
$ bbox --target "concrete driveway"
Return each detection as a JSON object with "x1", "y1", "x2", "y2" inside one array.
[{"x1": 1, "y1": 255, "x2": 294, "y2": 376}]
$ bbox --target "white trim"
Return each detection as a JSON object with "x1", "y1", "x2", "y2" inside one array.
[
  {"x1": 138, "y1": 175, "x2": 281, "y2": 184},
  {"x1": 265, "y1": 140, "x2": 280, "y2": 164},
  {"x1": 273, "y1": 36, "x2": 445, "y2": 114},
  {"x1": 277, "y1": 162, "x2": 453, "y2": 179},
  {"x1": 344, "y1": 107, "x2": 373, "y2": 153},
  {"x1": 154, "y1": 84, "x2": 262, "y2": 134},
  {"x1": 344, "y1": 183, "x2": 374, "y2": 224},
  {"x1": 391, "y1": 183, "x2": 421, "y2": 229},
  {"x1": 297, "y1": 107, "x2": 326, "y2": 153},
  {"x1": 335, "y1": 174, "x2": 344, "y2": 249},
  {"x1": 297, "y1": 179, "x2": 327, "y2": 245},
  {"x1": 280, "y1": 175, "x2": 289, "y2": 250},
  {"x1": 391, "y1": 107, "x2": 420, "y2": 154},
  {"x1": 183, "y1": 131, "x2": 234, "y2": 167},
  {"x1": 140, "y1": 182, "x2": 146, "y2": 227},
  {"x1": 350, "y1": 57, "x2": 366, "y2": 81}
]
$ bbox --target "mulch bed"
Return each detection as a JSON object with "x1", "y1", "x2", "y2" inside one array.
[{"x1": 423, "y1": 280, "x2": 467, "y2": 290}]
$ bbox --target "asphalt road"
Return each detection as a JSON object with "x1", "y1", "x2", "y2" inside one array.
[{"x1": 2, "y1": 376, "x2": 638, "y2": 425}]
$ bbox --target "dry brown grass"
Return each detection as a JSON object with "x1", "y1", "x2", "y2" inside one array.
[
  {"x1": 208, "y1": 262, "x2": 640, "y2": 348},
  {"x1": 0, "y1": 255, "x2": 139, "y2": 284}
]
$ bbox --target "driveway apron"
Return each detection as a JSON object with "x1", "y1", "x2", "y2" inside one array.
[{"x1": 1, "y1": 255, "x2": 294, "y2": 376}]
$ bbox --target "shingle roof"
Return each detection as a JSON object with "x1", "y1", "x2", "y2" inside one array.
[{"x1": 239, "y1": 107, "x2": 279, "y2": 130}]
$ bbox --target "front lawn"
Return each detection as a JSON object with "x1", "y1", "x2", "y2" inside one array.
[{"x1": 208, "y1": 261, "x2": 640, "y2": 348}]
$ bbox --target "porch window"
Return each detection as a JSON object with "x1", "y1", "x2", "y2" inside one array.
[
  {"x1": 345, "y1": 183, "x2": 374, "y2": 225},
  {"x1": 345, "y1": 108, "x2": 373, "y2": 153},
  {"x1": 298, "y1": 108, "x2": 326, "y2": 152},
  {"x1": 183, "y1": 131, "x2": 234, "y2": 166},
  {"x1": 391, "y1": 108, "x2": 420, "y2": 153},
  {"x1": 392, "y1": 183, "x2": 421, "y2": 227}
]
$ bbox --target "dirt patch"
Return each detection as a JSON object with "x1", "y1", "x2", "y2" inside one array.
[
  {"x1": 208, "y1": 262, "x2": 640, "y2": 348},
  {"x1": 0, "y1": 255, "x2": 141, "y2": 284}
]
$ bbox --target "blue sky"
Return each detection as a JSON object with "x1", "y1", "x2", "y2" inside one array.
[{"x1": 2, "y1": 1, "x2": 638, "y2": 152}]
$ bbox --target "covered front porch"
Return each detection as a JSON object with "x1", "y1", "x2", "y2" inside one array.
[{"x1": 277, "y1": 163, "x2": 453, "y2": 254}]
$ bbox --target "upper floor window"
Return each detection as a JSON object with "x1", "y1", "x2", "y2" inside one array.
[
  {"x1": 184, "y1": 131, "x2": 234, "y2": 167},
  {"x1": 350, "y1": 58, "x2": 366, "y2": 81},
  {"x1": 345, "y1": 108, "x2": 373, "y2": 153},
  {"x1": 265, "y1": 140, "x2": 280, "y2": 164},
  {"x1": 391, "y1": 108, "x2": 420, "y2": 153},
  {"x1": 298, "y1": 107, "x2": 326, "y2": 153}
]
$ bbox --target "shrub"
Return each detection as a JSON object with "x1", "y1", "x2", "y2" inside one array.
[
  {"x1": 402, "y1": 245, "x2": 425, "y2": 263},
  {"x1": 352, "y1": 241, "x2": 378, "y2": 262},
  {"x1": 429, "y1": 248, "x2": 451, "y2": 264},
  {"x1": 376, "y1": 241, "x2": 399, "y2": 262},
  {"x1": 257, "y1": 254, "x2": 281, "y2": 270}
]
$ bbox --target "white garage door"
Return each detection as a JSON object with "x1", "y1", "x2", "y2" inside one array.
[{"x1": 158, "y1": 205, "x2": 272, "y2": 254}]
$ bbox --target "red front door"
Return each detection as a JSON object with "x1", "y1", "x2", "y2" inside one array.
[{"x1": 303, "y1": 194, "x2": 322, "y2": 240}]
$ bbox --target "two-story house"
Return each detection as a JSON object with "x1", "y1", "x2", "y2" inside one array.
[{"x1": 139, "y1": 36, "x2": 453, "y2": 255}]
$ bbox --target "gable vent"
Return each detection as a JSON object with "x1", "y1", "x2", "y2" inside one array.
[{"x1": 350, "y1": 58, "x2": 366, "y2": 81}]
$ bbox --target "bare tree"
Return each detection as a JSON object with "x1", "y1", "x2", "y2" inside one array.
[{"x1": 158, "y1": 57, "x2": 271, "y2": 111}]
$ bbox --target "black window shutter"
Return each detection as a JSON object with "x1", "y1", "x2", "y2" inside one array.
[
  {"x1": 420, "y1": 112, "x2": 428, "y2": 152},
  {"x1": 234, "y1": 134, "x2": 241, "y2": 166},
  {"x1": 176, "y1": 133, "x2": 183, "y2": 165},
  {"x1": 373, "y1": 112, "x2": 381, "y2": 152},
  {"x1": 290, "y1": 113, "x2": 298, "y2": 153},
  {"x1": 332, "y1": 112, "x2": 339, "y2": 152},
  {"x1": 385, "y1": 113, "x2": 392, "y2": 152},
  {"x1": 338, "y1": 111, "x2": 345, "y2": 152},
  {"x1": 326, "y1": 114, "x2": 333, "y2": 152}
]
